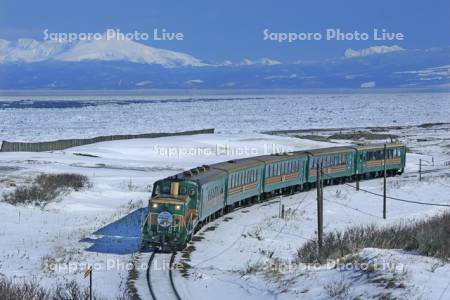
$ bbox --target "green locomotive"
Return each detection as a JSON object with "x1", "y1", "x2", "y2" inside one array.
[{"x1": 142, "y1": 142, "x2": 406, "y2": 251}]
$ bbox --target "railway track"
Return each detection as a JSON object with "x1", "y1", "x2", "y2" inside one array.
[{"x1": 146, "y1": 251, "x2": 181, "y2": 300}]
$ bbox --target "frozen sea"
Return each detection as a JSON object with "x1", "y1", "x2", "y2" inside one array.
[{"x1": 0, "y1": 92, "x2": 449, "y2": 141}]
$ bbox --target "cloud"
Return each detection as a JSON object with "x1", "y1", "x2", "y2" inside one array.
[{"x1": 360, "y1": 81, "x2": 376, "y2": 88}]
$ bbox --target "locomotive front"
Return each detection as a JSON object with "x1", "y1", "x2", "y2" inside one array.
[{"x1": 142, "y1": 179, "x2": 198, "y2": 252}]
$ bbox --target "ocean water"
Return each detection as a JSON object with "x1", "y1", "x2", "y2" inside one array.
[{"x1": 0, "y1": 92, "x2": 449, "y2": 141}]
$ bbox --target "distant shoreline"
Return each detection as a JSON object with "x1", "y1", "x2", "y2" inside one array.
[{"x1": 0, "y1": 88, "x2": 449, "y2": 98}]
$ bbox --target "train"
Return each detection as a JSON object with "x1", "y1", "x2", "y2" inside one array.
[{"x1": 142, "y1": 142, "x2": 406, "y2": 252}]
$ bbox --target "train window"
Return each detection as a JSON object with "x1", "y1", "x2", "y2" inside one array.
[{"x1": 154, "y1": 185, "x2": 160, "y2": 195}]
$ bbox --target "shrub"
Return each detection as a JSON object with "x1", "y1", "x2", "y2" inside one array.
[
  {"x1": 0, "y1": 278, "x2": 105, "y2": 300},
  {"x1": 324, "y1": 279, "x2": 351, "y2": 300},
  {"x1": 297, "y1": 211, "x2": 450, "y2": 263},
  {"x1": 2, "y1": 173, "x2": 90, "y2": 206}
]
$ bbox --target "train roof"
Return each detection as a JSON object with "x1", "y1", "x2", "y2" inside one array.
[
  {"x1": 170, "y1": 166, "x2": 227, "y2": 184},
  {"x1": 306, "y1": 146, "x2": 356, "y2": 155},
  {"x1": 211, "y1": 157, "x2": 264, "y2": 172},
  {"x1": 355, "y1": 143, "x2": 404, "y2": 150},
  {"x1": 253, "y1": 151, "x2": 308, "y2": 163}
]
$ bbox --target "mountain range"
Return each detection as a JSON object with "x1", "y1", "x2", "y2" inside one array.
[{"x1": 0, "y1": 37, "x2": 449, "y2": 90}]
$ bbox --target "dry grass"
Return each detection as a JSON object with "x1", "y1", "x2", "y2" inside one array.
[
  {"x1": 2, "y1": 173, "x2": 90, "y2": 206},
  {"x1": 297, "y1": 211, "x2": 450, "y2": 263}
]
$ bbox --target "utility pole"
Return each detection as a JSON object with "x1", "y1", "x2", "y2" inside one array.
[
  {"x1": 383, "y1": 144, "x2": 387, "y2": 219},
  {"x1": 316, "y1": 163, "x2": 323, "y2": 255},
  {"x1": 419, "y1": 159, "x2": 422, "y2": 181},
  {"x1": 356, "y1": 169, "x2": 360, "y2": 191}
]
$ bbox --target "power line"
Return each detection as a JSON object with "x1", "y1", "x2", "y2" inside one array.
[
  {"x1": 319, "y1": 169, "x2": 450, "y2": 207},
  {"x1": 343, "y1": 182, "x2": 450, "y2": 207}
]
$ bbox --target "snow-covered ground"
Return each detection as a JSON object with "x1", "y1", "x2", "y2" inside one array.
[
  {"x1": 0, "y1": 125, "x2": 449, "y2": 299},
  {"x1": 0, "y1": 92, "x2": 449, "y2": 142}
]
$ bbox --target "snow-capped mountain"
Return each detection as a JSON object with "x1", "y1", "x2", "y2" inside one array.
[
  {"x1": 0, "y1": 38, "x2": 70, "y2": 63},
  {"x1": 0, "y1": 39, "x2": 448, "y2": 89},
  {"x1": 344, "y1": 45, "x2": 405, "y2": 58},
  {"x1": 0, "y1": 37, "x2": 206, "y2": 67}
]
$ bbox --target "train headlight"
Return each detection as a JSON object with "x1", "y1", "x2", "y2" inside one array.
[
  {"x1": 175, "y1": 205, "x2": 182, "y2": 210},
  {"x1": 152, "y1": 203, "x2": 158, "y2": 209}
]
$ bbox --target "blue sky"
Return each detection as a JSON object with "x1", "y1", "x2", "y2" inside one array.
[{"x1": 1, "y1": 0, "x2": 449, "y2": 62}]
